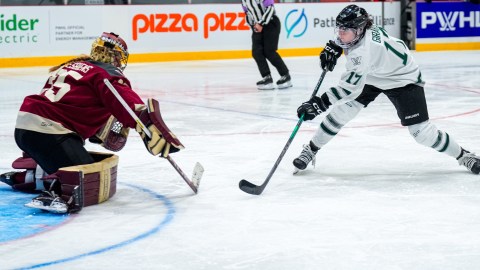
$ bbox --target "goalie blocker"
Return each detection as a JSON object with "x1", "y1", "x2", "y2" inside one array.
[{"x1": 1, "y1": 152, "x2": 118, "y2": 214}]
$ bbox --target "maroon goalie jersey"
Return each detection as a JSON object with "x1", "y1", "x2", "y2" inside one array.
[{"x1": 16, "y1": 60, "x2": 145, "y2": 139}]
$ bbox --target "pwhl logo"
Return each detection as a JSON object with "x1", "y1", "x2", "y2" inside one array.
[
  {"x1": 421, "y1": 11, "x2": 480, "y2": 31},
  {"x1": 285, "y1": 9, "x2": 308, "y2": 39}
]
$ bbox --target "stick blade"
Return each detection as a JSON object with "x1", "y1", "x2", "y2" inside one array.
[
  {"x1": 239, "y1": 179, "x2": 263, "y2": 195},
  {"x1": 191, "y1": 162, "x2": 204, "y2": 194}
]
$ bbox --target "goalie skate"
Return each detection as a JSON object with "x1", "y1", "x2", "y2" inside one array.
[
  {"x1": 0, "y1": 171, "x2": 16, "y2": 186},
  {"x1": 25, "y1": 191, "x2": 68, "y2": 214}
]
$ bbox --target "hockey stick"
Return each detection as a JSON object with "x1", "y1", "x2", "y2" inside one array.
[
  {"x1": 239, "y1": 69, "x2": 328, "y2": 195},
  {"x1": 103, "y1": 79, "x2": 203, "y2": 194}
]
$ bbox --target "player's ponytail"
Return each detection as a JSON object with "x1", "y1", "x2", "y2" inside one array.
[{"x1": 48, "y1": 54, "x2": 92, "y2": 73}]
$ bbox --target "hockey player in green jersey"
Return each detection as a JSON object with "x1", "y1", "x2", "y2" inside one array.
[{"x1": 293, "y1": 5, "x2": 480, "y2": 174}]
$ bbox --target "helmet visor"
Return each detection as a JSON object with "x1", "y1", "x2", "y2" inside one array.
[{"x1": 334, "y1": 26, "x2": 362, "y2": 49}]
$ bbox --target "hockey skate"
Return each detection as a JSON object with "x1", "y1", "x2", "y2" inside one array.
[
  {"x1": 276, "y1": 74, "x2": 292, "y2": 89},
  {"x1": 293, "y1": 143, "x2": 318, "y2": 174},
  {"x1": 0, "y1": 170, "x2": 42, "y2": 193},
  {"x1": 256, "y1": 74, "x2": 274, "y2": 90},
  {"x1": 25, "y1": 190, "x2": 69, "y2": 214},
  {"x1": 458, "y1": 151, "x2": 480, "y2": 174},
  {"x1": 0, "y1": 171, "x2": 17, "y2": 186}
]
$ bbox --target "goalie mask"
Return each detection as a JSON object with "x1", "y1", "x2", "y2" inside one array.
[
  {"x1": 334, "y1": 5, "x2": 370, "y2": 49},
  {"x1": 91, "y1": 32, "x2": 129, "y2": 71}
]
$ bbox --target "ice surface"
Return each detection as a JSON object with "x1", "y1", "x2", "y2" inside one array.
[{"x1": 0, "y1": 51, "x2": 480, "y2": 270}]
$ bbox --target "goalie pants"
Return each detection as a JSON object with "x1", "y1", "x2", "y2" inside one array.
[
  {"x1": 14, "y1": 128, "x2": 94, "y2": 174},
  {"x1": 251, "y1": 15, "x2": 289, "y2": 78},
  {"x1": 311, "y1": 84, "x2": 462, "y2": 159}
]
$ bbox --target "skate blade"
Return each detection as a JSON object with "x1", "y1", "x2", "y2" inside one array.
[
  {"x1": 25, "y1": 202, "x2": 68, "y2": 214},
  {"x1": 277, "y1": 82, "x2": 293, "y2": 89},
  {"x1": 257, "y1": 84, "x2": 275, "y2": 90}
]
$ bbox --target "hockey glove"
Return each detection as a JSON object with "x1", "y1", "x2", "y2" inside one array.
[
  {"x1": 320, "y1": 40, "x2": 343, "y2": 71},
  {"x1": 297, "y1": 94, "x2": 332, "y2": 121},
  {"x1": 137, "y1": 98, "x2": 184, "y2": 157},
  {"x1": 89, "y1": 115, "x2": 129, "y2": 152}
]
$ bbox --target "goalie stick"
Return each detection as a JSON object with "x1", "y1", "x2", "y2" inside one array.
[
  {"x1": 104, "y1": 79, "x2": 204, "y2": 194},
  {"x1": 239, "y1": 69, "x2": 328, "y2": 195}
]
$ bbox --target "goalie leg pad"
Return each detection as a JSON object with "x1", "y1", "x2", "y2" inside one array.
[
  {"x1": 25, "y1": 152, "x2": 119, "y2": 214},
  {"x1": 0, "y1": 153, "x2": 46, "y2": 193},
  {"x1": 59, "y1": 152, "x2": 119, "y2": 208}
]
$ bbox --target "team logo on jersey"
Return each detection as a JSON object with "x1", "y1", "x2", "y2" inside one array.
[
  {"x1": 285, "y1": 9, "x2": 308, "y2": 39},
  {"x1": 351, "y1": 56, "x2": 362, "y2": 66}
]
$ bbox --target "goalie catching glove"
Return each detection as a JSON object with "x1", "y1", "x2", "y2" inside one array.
[
  {"x1": 297, "y1": 93, "x2": 332, "y2": 121},
  {"x1": 89, "y1": 115, "x2": 129, "y2": 152},
  {"x1": 137, "y1": 98, "x2": 184, "y2": 157}
]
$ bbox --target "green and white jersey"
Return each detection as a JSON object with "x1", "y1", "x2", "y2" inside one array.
[{"x1": 325, "y1": 25, "x2": 424, "y2": 105}]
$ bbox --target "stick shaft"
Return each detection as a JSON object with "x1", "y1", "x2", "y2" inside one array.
[
  {"x1": 103, "y1": 79, "x2": 199, "y2": 193},
  {"x1": 243, "y1": 69, "x2": 328, "y2": 194},
  {"x1": 103, "y1": 79, "x2": 152, "y2": 138},
  {"x1": 166, "y1": 156, "x2": 198, "y2": 193}
]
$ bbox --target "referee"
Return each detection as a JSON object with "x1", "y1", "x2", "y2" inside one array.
[{"x1": 242, "y1": 0, "x2": 292, "y2": 90}]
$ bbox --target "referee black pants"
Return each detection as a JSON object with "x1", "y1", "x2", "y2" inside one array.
[{"x1": 251, "y1": 15, "x2": 289, "y2": 78}]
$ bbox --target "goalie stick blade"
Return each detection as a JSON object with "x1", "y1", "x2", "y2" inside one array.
[
  {"x1": 238, "y1": 179, "x2": 263, "y2": 195},
  {"x1": 191, "y1": 162, "x2": 204, "y2": 194}
]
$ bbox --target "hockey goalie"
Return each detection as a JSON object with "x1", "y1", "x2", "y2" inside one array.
[{"x1": 0, "y1": 32, "x2": 184, "y2": 214}]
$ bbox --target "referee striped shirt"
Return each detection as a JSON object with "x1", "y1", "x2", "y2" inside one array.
[{"x1": 241, "y1": 0, "x2": 276, "y2": 26}]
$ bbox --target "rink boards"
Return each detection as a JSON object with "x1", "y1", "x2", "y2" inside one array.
[{"x1": 0, "y1": 2, "x2": 400, "y2": 68}]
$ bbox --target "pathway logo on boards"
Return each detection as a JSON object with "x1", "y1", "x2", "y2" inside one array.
[
  {"x1": 285, "y1": 9, "x2": 308, "y2": 39},
  {"x1": 132, "y1": 12, "x2": 250, "y2": 40}
]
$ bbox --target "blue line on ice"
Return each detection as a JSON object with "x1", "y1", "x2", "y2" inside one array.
[{"x1": 18, "y1": 183, "x2": 175, "y2": 270}]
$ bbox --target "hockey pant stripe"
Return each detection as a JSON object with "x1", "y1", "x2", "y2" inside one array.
[
  {"x1": 326, "y1": 115, "x2": 342, "y2": 129},
  {"x1": 312, "y1": 101, "x2": 363, "y2": 148},
  {"x1": 330, "y1": 87, "x2": 342, "y2": 100},
  {"x1": 330, "y1": 87, "x2": 352, "y2": 101},
  {"x1": 320, "y1": 122, "x2": 337, "y2": 136},
  {"x1": 408, "y1": 121, "x2": 461, "y2": 158},
  {"x1": 438, "y1": 132, "x2": 450, "y2": 152},
  {"x1": 431, "y1": 131, "x2": 443, "y2": 148},
  {"x1": 341, "y1": 87, "x2": 352, "y2": 96},
  {"x1": 431, "y1": 130, "x2": 450, "y2": 152}
]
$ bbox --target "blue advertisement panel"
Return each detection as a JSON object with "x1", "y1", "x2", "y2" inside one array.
[{"x1": 417, "y1": 2, "x2": 480, "y2": 38}]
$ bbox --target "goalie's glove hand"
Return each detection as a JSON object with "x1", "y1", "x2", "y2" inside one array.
[
  {"x1": 320, "y1": 40, "x2": 343, "y2": 71},
  {"x1": 297, "y1": 94, "x2": 331, "y2": 121},
  {"x1": 89, "y1": 116, "x2": 129, "y2": 152},
  {"x1": 137, "y1": 98, "x2": 184, "y2": 157}
]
